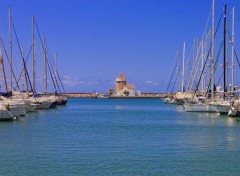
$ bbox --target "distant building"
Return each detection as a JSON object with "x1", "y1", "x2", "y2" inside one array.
[{"x1": 115, "y1": 74, "x2": 140, "y2": 96}]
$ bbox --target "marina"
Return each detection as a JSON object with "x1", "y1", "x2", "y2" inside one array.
[{"x1": 1, "y1": 0, "x2": 240, "y2": 175}]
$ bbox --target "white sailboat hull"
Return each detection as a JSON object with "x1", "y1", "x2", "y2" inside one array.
[
  {"x1": 183, "y1": 103, "x2": 218, "y2": 113},
  {"x1": 25, "y1": 103, "x2": 39, "y2": 112},
  {"x1": 36, "y1": 101, "x2": 54, "y2": 109},
  {"x1": 228, "y1": 107, "x2": 240, "y2": 116},
  {"x1": 8, "y1": 104, "x2": 26, "y2": 117},
  {"x1": 213, "y1": 104, "x2": 230, "y2": 114},
  {"x1": 0, "y1": 109, "x2": 14, "y2": 121}
]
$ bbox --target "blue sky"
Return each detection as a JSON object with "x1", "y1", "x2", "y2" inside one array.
[{"x1": 0, "y1": 0, "x2": 239, "y2": 93}]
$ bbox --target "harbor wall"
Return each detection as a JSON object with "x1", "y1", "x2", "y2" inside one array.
[{"x1": 61, "y1": 93, "x2": 173, "y2": 98}]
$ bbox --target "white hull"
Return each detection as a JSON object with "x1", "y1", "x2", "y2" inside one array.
[
  {"x1": 56, "y1": 96, "x2": 68, "y2": 105},
  {"x1": 25, "y1": 103, "x2": 39, "y2": 112},
  {"x1": 0, "y1": 109, "x2": 13, "y2": 121},
  {"x1": 228, "y1": 107, "x2": 240, "y2": 116},
  {"x1": 170, "y1": 98, "x2": 184, "y2": 105},
  {"x1": 213, "y1": 104, "x2": 230, "y2": 114},
  {"x1": 227, "y1": 100, "x2": 240, "y2": 117},
  {"x1": 29, "y1": 97, "x2": 56, "y2": 109},
  {"x1": 36, "y1": 101, "x2": 54, "y2": 109},
  {"x1": 97, "y1": 96, "x2": 109, "y2": 99},
  {"x1": 0, "y1": 97, "x2": 27, "y2": 116},
  {"x1": 183, "y1": 103, "x2": 218, "y2": 113},
  {"x1": 162, "y1": 97, "x2": 172, "y2": 103},
  {"x1": 8, "y1": 104, "x2": 26, "y2": 117}
]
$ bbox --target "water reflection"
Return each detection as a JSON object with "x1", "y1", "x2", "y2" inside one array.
[
  {"x1": 115, "y1": 105, "x2": 126, "y2": 110},
  {"x1": 175, "y1": 104, "x2": 240, "y2": 127},
  {"x1": 175, "y1": 105, "x2": 185, "y2": 112}
]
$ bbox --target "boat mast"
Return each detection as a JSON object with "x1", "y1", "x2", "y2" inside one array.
[
  {"x1": 196, "y1": 39, "x2": 200, "y2": 83},
  {"x1": 0, "y1": 48, "x2": 8, "y2": 92},
  {"x1": 8, "y1": 6, "x2": 13, "y2": 92},
  {"x1": 201, "y1": 38, "x2": 204, "y2": 91},
  {"x1": 193, "y1": 38, "x2": 196, "y2": 64},
  {"x1": 21, "y1": 45, "x2": 29, "y2": 98},
  {"x1": 181, "y1": 42, "x2": 185, "y2": 92},
  {"x1": 55, "y1": 53, "x2": 58, "y2": 85},
  {"x1": 211, "y1": 0, "x2": 215, "y2": 100},
  {"x1": 177, "y1": 49, "x2": 180, "y2": 92},
  {"x1": 231, "y1": 7, "x2": 235, "y2": 92},
  {"x1": 223, "y1": 4, "x2": 227, "y2": 99},
  {"x1": 43, "y1": 34, "x2": 47, "y2": 94},
  {"x1": 32, "y1": 16, "x2": 36, "y2": 94},
  {"x1": 54, "y1": 53, "x2": 58, "y2": 94},
  {"x1": 226, "y1": 22, "x2": 228, "y2": 92}
]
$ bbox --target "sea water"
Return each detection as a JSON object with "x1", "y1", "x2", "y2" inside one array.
[{"x1": 0, "y1": 98, "x2": 240, "y2": 176}]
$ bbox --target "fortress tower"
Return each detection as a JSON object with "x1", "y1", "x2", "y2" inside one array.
[{"x1": 116, "y1": 74, "x2": 127, "y2": 94}]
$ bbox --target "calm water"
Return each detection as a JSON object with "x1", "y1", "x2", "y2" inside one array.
[{"x1": 0, "y1": 98, "x2": 240, "y2": 176}]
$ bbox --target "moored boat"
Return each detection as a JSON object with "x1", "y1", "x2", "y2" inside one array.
[
  {"x1": 183, "y1": 102, "x2": 218, "y2": 113},
  {"x1": 0, "y1": 105, "x2": 14, "y2": 121},
  {"x1": 211, "y1": 101, "x2": 231, "y2": 115}
]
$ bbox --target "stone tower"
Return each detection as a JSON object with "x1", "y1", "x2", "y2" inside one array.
[{"x1": 116, "y1": 74, "x2": 127, "y2": 94}]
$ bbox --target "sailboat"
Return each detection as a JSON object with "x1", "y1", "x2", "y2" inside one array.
[
  {"x1": 183, "y1": 2, "x2": 234, "y2": 114},
  {"x1": 0, "y1": 104, "x2": 14, "y2": 121},
  {"x1": 210, "y1": 4, "x2": 233, "y2": 115}
]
